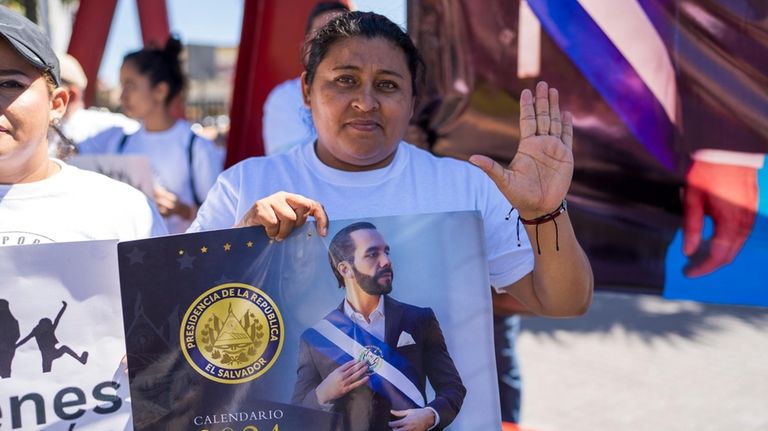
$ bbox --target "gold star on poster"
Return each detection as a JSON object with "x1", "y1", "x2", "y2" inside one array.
[
  {"x1": 246, "y1": 241, "x2": 254, "y2": 248},
  {"x1": 201, "y1": 246, "x2": 208, "y2": 254},
  {"x1": 223, "y1": 243, "x2": 232, "y2": 251}
]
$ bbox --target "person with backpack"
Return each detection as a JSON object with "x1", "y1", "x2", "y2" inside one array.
[{"x1": 79, "y1": 36, "x2": 224, "y2": 233}]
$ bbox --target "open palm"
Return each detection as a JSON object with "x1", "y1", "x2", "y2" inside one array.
[{"x1": 470, "y1": 81, "x2": 574, "y2": 219}]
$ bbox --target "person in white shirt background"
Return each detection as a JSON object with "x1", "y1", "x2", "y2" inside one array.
[
  {"x1": 78, "y1": 36, "x2": 224, "y2": 234},
  {"x1": 57, "y1": 53, "x2": 139, "y2": 148},
  {"x1": 262, "y1": 1, "x2": 350, "y2": 156},
  {"x1": 191, "y1": 11, "x2": 594, "y2": 430}
]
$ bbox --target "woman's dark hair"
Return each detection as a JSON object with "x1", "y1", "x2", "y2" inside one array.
[
  {"x1": 123, "y1": 36, "x2": 185, "y2": 105},
  {"x1": 303, "y1": 11, "x2": 424, "y2": 96},
  {"x1": 305, "y1": 2, "x2": 350, "y2": 36}
]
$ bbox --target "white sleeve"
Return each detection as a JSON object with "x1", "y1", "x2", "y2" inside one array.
[
  {"x1": 191, "y1": 136, "x2": 225, "y2": 205},
  {"x1": 478, "y1": 173, "x2": 535, "y2": 290},
  {"x1": 144, "y1": 197, "x2": 169, "y2": 238},
  {"x1": 187, "y1": 168, "x2": 240, "y2": 233},
  {"x1": 110, "y1": 180, "x2": 168, "y2": 240}
]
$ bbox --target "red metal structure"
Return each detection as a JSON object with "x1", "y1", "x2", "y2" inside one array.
[
  {"x1": 66, "y1": 0, "x2": 118, "y2": 106},
  {"x1": 136, "y1": 0, "x2": 170, "y2": 47},
  {"x1": 226, "y1": 0, "x2": 319, "y2": 166},
  {"x1": 67, "y1": 0, "x2": 169, "y2": 107}
]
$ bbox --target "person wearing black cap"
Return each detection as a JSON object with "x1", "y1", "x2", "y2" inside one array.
[{"x1": 0, "y1": 5, "x2": 166, "y2": 245}]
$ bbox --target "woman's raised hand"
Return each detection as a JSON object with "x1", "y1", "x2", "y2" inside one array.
[
  {"x1": 236, "y1": 191, "x2": 328, "y2": 240},
  {"x1": 470, "y1": 81, "x2": 574, "y2": 219}
]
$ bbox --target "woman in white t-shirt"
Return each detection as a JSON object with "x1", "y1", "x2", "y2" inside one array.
[
  {"x1": 191, "y1": 12, "x2": 593, "y2": 430},
  {"x1": 0, "y1": 5, "x2": 166, "y2": 245},
  {"x1": 79, "y1": 37, "x2": 224, "y2": 233}
]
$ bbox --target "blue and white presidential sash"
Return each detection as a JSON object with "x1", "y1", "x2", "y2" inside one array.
[
  {"x1": 302, "y1": 309, "x2": 425, "y2": 409},
  {"x1": 527, "y1": 0, "x2": 678, "y2": 170}
]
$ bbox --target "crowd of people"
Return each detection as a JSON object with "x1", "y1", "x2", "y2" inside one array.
[{"x1": 0, "y1": 3, "x2": 594, "y2": 430}]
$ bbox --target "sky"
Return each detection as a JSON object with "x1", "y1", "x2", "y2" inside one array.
[{"x1": 99, "y1": 0, "x2": 407, "y2": 87}]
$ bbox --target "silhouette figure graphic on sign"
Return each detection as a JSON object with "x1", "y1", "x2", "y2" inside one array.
[
  {"x1": 16, "y1": 301, "x2": 89, "y2": 373},
  {"x1": 0, "y1": 299, "x2": 20, "y2": 378}
]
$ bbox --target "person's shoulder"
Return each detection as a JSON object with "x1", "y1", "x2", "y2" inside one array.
[
  {"x1": 57, "y1": 162, "x2": 165, "y2": 239},
  {"x1": 233, "y1": 146, "x2": 303, "y2": 169},
  {"x1": 299, "y1": 313, "x2": 330, "y2": 341},
  {"x1": 269, "y1": 77, "x2": 302, "y2": 95},
  {"x1": 83, "y1": 107, "x2": 139, "y2": 131},
  {"x1": 215, "y1": 150, "x2": 298, "y2": 184},
  {"x1": 386, "y1": 296, "x2": 433, "y2": 316},
  {"x1": 60, "y1": 162, "x2": 150, "y2": 204},
  {"x1": 402, "y1": 142, "x2": 465, "y2": 164},
  {"x1": 77, "y1": 125, "x2": 127, "y2": 152},
  {"x1": 401, "y1": 142, "x2": 484, "y2": 175},
  {"x1": 265, "y1": 77, "x2": 303, "y2": 104}
]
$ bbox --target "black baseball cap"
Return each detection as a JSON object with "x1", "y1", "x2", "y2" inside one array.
[{"x1": 0, "y1": 5, "x2": 61, "y2": 86}]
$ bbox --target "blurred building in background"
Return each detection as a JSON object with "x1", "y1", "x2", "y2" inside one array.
[{"x1": 185, "y1": 44, "x2": 237, "y2": 123}]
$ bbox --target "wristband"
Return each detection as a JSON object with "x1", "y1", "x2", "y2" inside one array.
[
  {"x1": 507, "y1": 200, "x2": 568, "y2": 255},
  {"x1": 518, "y1": 200, "x2": 568, "y2": 225}
]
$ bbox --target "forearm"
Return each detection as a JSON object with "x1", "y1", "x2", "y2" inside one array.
[{"x1": 514, "y1": 214, "x2": 593, "y2": 316}]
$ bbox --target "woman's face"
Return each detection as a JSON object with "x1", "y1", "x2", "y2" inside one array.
[
  {"x1": 302, "y1": 37, "x2": 415, "y2": 171},
  {"x1": 0, "y1": 38, "x2": 65, "y2": 181},
  {"x1": 119, "y1": 61, "x2": 166, "y2": 120}
]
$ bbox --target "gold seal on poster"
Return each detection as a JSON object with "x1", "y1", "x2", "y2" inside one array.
[{"x1": 180, "y1": 283, "x2": 284, "y2": 384}]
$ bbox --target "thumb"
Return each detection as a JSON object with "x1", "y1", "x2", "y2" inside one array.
[
  {"x1": 469, "y1": 155, "x2": 508, "y2": 188},
  {"x1": 390, "y1": 409, "x2": 409, "y2": 417}
]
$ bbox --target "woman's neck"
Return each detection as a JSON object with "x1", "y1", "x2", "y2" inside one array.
[
  {"x1": 314, "y1": 141, "x2": 397, "y2": 172},
  {"x1": 142, "y1": 109, "x2": 176, "y2": 132},
  {"x1": 0, "y1": 152, "x2": 59, "y2": 185}
]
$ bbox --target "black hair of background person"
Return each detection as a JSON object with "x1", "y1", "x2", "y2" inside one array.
[
  {"x1": 305, "y1": 2, "x2": 351, "y2": 36},
  {"x1": 123, "y1": 36, "x2": 185, "y2": 105}
]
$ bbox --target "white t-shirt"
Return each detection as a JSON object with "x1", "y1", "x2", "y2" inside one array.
[
  {"x1": 0, "y1": 159, "x2": 166, "y2": 246},
  {"x1": 79, "y1": 119, "x2": 225, "y2": 233},
  {"x1": 190, "y1": 142, "x2": 534, "y2": 289},
  {"x1": 63, "y1": 107, "x2": 140, "y2": 144},
  {"x1": 262, "y1": 77, "x2": 316, "y2": 155}
]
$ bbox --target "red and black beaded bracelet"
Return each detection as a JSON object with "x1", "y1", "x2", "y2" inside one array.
[{"x1": 506, "y1": 200, "x2": 567, "y2": 255}]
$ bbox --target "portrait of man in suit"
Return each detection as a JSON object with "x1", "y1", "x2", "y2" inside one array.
[{"x1": 291, "y1": 222, "x2": 466, "y2": 431}]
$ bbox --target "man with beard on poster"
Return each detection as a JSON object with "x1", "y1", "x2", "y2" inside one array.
[{"x1": 292, "y1": 222, "x2": 466, "y2": 431}]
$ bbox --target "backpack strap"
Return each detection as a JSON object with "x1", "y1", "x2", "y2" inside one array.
[
  {"x1": 121, "y1": 130, "x2": 203, "y2": 207},
  {"x1": 117, "y1": 133, "x2": 130, "y2": 153},
  {"x1": 187, "y1": 132, "x2": 203, "y2": 207}
]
